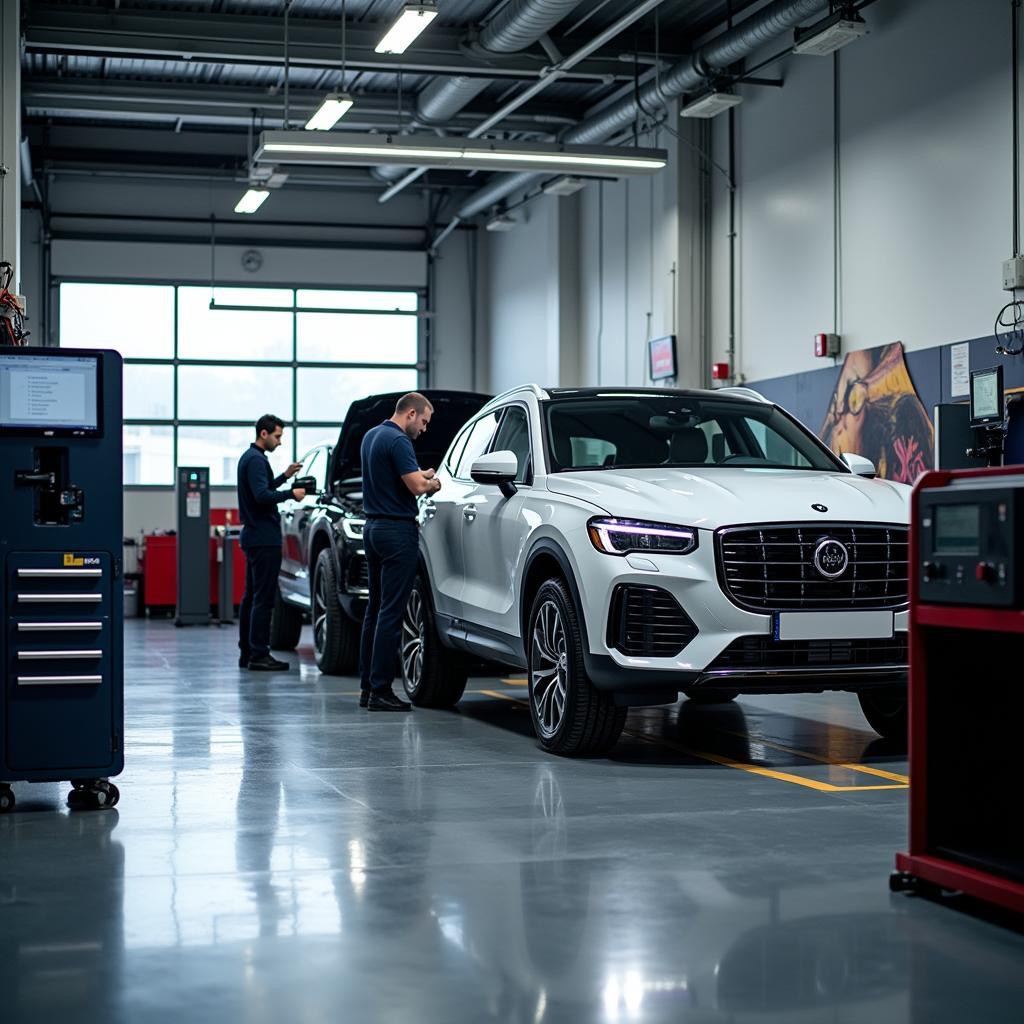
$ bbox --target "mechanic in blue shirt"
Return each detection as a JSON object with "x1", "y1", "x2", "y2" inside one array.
[
  {"x1": 237, "y1": 414, "x2": 304, "y2": 672},
  {"x1": 359, "y1": 393, "x2": 441, "y2": 712}
]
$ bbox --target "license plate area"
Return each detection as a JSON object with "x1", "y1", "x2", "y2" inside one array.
[{"x1": 773, "y1": 610, "x2": 895, "y2": 642}]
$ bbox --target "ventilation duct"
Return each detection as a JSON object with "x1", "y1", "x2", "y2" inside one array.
[{"x1": 455, "y1": 0, "x2": 830, "y2": 219}]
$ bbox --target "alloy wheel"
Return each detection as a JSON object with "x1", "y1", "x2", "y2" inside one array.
[
  {"x1": 531, "y1": 599, "x2": 568, "y2": 740},
  {"x1": 313, "y1": 567, "x2": 329, "y2": 658},
  {"x1": 401, "y1": 587, "x2": 425, "y2": 692}
]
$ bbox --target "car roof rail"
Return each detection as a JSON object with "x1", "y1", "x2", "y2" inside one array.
[
  {"x1": 715, "y1": 386, "x2": 770, "y2": 403},
  {"x1": 484, "y1": 383, "x2": 548, "y2": 408}
]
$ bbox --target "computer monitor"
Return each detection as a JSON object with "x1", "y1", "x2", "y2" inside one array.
[
  {"x1": 0, "y1": 351, "x2": 102, "y2": 436},
  {"x1": 648, "y1": 335, "x2": 677, "y2": 381},
  {"x1": 969, "y1": 365, "x2": 1004, "y2": 428}
]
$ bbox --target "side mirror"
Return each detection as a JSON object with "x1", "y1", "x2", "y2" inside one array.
[
  {"x1": 471, "y1": 450, "x2": 518, "y2": 498},
  {"x1": 841, "y1": 453, "x2": 877, "y2": 479},
  {"x1": 292, "y1": 475, "x2": 320, "y2": 495}
]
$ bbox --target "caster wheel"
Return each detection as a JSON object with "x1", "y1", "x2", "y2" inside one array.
[
  {"x1": 67, "y1": 782, "x2": 115, "y2": 811},
  {"x1": 889, "y1": 871, "x2": 917, "y2": 894},
  {"x1": 0, "y1": 787, "x2": 14, "y2": 814}
]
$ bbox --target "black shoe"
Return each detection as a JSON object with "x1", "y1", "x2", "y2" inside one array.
[
  {"x1": 239, "y1": 655, "x2": 250, "y2": 669},
  {"x1": 248, "y1": 655, "x2": 290, "y2": 672},
  {"x1": 359, "y1": 689, "x2": 370, "y2": 708},
  {"x1": 367, "y1": 689, "x2": 411, "y2": 712}
]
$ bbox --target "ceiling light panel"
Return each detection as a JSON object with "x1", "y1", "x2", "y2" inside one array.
[
  {"x1": 375, "y1": 3, "x2": 439, "y2": 55},
  {"x1": 234, "y1": 189, "x2": 270, "y2": 214},
  {"x1": 255, "y1": 132, "x2": 668, "y2": 178},
  {"x1": 680, "y1": 92, "x2": 743, "y2": 119},
  {"x1": 305, "y1": 93, "x2": 354, "y2": 131}
]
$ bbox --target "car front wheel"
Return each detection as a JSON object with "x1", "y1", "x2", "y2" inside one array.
[
  {"x1": 401, "y1": 574, "x2": 467, "y2": 707},
  {"x1": 312, "y1": 549, "x2": 359, "y2": 675},
  {"x1": 527, "y1": 579, "x2": 626, "y2": 757},
  {"x1": 858, "y1": 686, "x2": 907, "y2": 742}
]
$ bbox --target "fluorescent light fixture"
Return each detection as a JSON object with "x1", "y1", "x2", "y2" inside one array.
[
  {"x1": 680, "y1": 92, "x2": 743, "y2": 119},
  {"x1": 234, "y1": 188, "x2": 270, "y2": 214},
  {"x1": 305, "y1": 92, "x2": 354, "y2": 131},
  {"x1": 375, "y1": 3, "x2": 438, "y2": 55},
  {"x1": 254, "y1": 131, "x2": 668, "y2": 177},
  {"x1": 485, "y1": 214, "x2": 517, "y2": 232},
  {"x1": 542, "y1": 176, "x2": 587, "y2": 197},
  {"x1": 793, "y1": 12, "x2": 868, "y2": 55}
]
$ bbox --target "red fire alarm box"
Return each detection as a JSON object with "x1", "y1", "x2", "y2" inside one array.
[
  {"x1": 711, "y1": 362, "x2": 730, "y2": 381},
  {"x1": 815, "y1": 333, "x2": 840, "y2": 358}
]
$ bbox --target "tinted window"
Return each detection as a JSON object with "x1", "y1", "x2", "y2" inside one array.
[
  {"x1": 490, "y1": 406, "x2": 532, "y2": 484},
  {"x1": 445, "y1": 423, "x2": 472, "y2": 474},
  {"x1": 454, "y1": 411, "x2": 501, "y2": 478},
  {"x1": 545, "y1": 395, "x2": 840, "y2": 473}
]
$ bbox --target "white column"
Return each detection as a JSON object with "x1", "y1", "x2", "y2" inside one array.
[{"x1": 0, "y1": 0, "x2": 21, "y2": 291}]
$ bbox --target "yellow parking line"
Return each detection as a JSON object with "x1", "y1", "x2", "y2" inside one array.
[
  {"x1": 482, "y1": 690, "x2": 906, "y2": 794},
  {"x1": 724, "y1": 731, "x2": 909, "y2": 784}
]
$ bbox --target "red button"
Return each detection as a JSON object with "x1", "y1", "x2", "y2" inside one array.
[{"x1": 975, "y1": 561, "x2": 992, "y2": 582}]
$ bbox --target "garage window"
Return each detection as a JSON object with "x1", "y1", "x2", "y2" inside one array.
[{"x1": 58, "y1": 282, "x2": 422, "y2": 486}]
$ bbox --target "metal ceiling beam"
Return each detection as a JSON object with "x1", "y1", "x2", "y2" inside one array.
[
  {"x1": 23, "y1": 6, "x2": 639, "y2": 84},
  {"x1": 22, "y1": 78, "x2": 576, "y2": 135}
]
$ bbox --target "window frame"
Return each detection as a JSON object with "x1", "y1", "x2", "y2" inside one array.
[
  {"x1": 56, "y1": 278, "x2": 426, "y2": 489},
  {"x1": 452, "y1": 409, "x2": 503, "y2": 481},
  {"x1": 486, "y1": 402, "x2": 534, "y2": 486}
]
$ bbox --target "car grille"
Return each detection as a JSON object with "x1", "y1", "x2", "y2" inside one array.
[
  {"x1": 717, "y1": 523, "x2": 909, "y2": 612},
  {"x1": 709, "y1": 635, "x2": 908, "y2": 671},
  {"x1": 345, "y1": 555, "x2": 369, "y2": 594},
  {"x1": 607, "y1": 585, "x2": 697, "y2": 658}
]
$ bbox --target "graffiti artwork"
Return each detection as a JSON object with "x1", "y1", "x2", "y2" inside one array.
[{"x1": 819, "y1": 343, "x2": 934, "y2": 484}]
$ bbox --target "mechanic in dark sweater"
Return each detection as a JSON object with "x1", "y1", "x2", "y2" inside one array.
[
  {"x1": 358, "y1": 393, "x2": 441, "y2": 712},
  {"x1": 237, "y1": 414, "x2": 304, "y2": 671}
]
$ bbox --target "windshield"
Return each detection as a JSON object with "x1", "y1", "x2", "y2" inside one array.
[{"x1": 544, "y1": 395, "x2": 844, "y2": 473}]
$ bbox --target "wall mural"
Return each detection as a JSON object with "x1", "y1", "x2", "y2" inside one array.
[{"x1": 819, "y1": 342, "x2": 934, "y2": 484}]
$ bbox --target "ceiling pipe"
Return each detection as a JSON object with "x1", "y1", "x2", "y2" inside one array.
[
  {"x1": 452, "y1": 0, "x2": 831, "y2": 221},
  {"x1": 373, "y1": 0, "x2": 587, "y2": 185}
]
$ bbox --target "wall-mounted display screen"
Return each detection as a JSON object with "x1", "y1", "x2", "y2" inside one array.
[
  {"x1": 934, "y1": 503, "x2": 981, "y2": 555},
  {"x1": 0, "y1": 353, "x2": 101, "y2": 435},
  {"x1": 970, "y1": 365, "x2": 1003, "y2": 427},
  {"x1": 648, "y1": 335, "x2": 677, "y2": 381}
]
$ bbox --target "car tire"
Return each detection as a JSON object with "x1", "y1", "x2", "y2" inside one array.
[
  {"x1": 858, "y1": 687, "x2": 907, "y2": 742},
  {"x1": 312, "y1": 548, "x2": 359, "y2": 675},
  {"x1": 527, "y1": 579, "x2": 626, "y2": 758},
  {"x1": 269, "y1": 588, "x2": 303, "y2": 650},
  {"x1": 401, "y1": 574, "x2": 468, "y2": 707},
  {"x1": 686, "y1": 690, "x2": 739, "y2": 705}
]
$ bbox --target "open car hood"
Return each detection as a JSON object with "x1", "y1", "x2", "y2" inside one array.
[{"x1": 328, "y1": 390, "x2": 492, "y2": 487}]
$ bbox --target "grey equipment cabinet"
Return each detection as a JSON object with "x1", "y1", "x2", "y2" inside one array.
[{"x1": 0, "y1": 346, "x2": 124, "y2": 812}]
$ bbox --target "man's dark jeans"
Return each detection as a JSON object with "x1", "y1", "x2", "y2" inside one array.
[
  {"x1": 359, "y1": 518, "x2": 419, "y2": 692},
  {"x1": 239, "y1": 545, "x2": 283, "y2": 661}
]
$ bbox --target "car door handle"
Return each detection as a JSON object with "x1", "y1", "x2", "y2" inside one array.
[
  {"x1": 423, "y1": 500, "x2": 437, "y2": 519},
  {"x1": 463, "y1": 505, "x2": 477, "y2": 522}
]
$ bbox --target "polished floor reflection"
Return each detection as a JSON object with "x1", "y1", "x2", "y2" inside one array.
[{"x1": 2, "y1": 619, "x2": 1022, "y2": 1022}]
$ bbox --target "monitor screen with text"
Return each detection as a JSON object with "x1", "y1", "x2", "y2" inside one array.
[{"x1": 0, "y1": 353, "x2": 100, "y2": 434}]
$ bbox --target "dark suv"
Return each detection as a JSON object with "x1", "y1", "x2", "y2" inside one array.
[{"x1": 271, "y1": 390, "x2": 491, "y2": 673}]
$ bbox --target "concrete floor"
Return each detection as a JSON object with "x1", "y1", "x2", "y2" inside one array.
[{"x1": 2, "y1": 619, "x2": 1023, "y2": 1023}]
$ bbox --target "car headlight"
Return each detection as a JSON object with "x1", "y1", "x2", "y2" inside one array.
[
  {"x1": 341, "y1": 517, "x2": 365, "y2": 541},
  {"x1": 587, "y1": 517, "x2": 698, "y2": 556}
]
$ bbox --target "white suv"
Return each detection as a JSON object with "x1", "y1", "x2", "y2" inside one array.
[{"x1": 402, "y1": 385, "x2": 911, "y2": 757}]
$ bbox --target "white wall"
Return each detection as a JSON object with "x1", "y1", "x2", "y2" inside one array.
[
  {"x1": 713, "y1": 0, "x2": 1013, "y2": 383},
  {"x1": 482, "y1": 114, "x2": 697, "y2": 394}
]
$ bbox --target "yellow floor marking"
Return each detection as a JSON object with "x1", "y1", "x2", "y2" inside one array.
[
  {"x1": 721, "y1": 730, "x2": 909, "y2": 784},
  {"x1": 500, "y1": 678, "x2": 528, "y2": 687},
  {"x1": 481, "y1": 691, "x2": 906, "y2": 794}
]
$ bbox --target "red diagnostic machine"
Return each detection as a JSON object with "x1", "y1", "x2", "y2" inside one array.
[{"x1": 893, "y1": 465, "x2": 1024, "y2": 913}]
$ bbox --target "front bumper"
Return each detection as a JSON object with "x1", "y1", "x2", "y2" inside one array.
[{"x1": 571, "y1": 525, "x2": 908, "y2": 696}]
